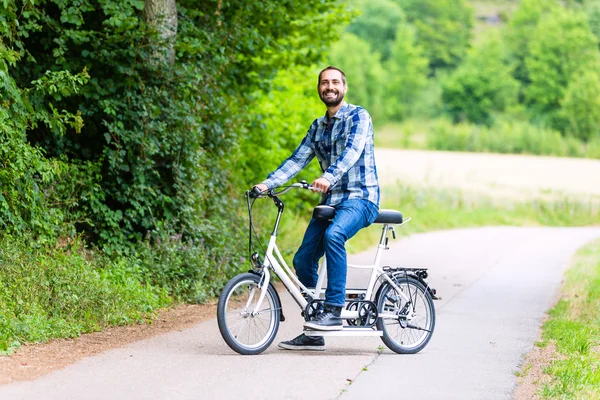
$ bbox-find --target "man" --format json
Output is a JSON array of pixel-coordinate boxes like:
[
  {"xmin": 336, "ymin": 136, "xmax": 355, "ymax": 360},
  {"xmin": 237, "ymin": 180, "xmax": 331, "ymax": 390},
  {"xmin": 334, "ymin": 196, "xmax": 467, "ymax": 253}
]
[{"xmin": 254, "ymin": 66, "xmax": 380, "ymax": 351}]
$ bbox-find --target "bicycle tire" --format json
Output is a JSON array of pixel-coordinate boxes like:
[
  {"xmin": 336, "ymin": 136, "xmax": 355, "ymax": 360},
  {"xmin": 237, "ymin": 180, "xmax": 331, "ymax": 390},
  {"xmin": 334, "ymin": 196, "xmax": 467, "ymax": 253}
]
[
  {"xmin": 376, "ymin": 276, "xmax": 435, "ymax": 354},
  {"xmin": 217, "ymin": 273, "xmax": 281, "ymax": 355}
]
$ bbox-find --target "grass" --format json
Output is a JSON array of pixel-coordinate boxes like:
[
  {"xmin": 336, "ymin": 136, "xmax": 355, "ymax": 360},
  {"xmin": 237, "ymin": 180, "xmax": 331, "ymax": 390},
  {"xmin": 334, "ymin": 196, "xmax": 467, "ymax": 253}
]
[
  {"xmin": 533, "ymin": 240, "xmax": 600, "ymax": 398},
  {"xmin": 0, "ymin": 234, "xmax": 170, "ymax": 355},
  {"xmin": 376, "ymin": 119, "xmax": 600, "ymax": 159}
]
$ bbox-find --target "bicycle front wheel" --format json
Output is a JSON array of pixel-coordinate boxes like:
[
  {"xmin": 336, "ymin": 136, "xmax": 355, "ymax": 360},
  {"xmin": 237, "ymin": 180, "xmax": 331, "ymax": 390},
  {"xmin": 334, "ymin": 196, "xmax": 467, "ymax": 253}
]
[
  {"xmin": 217, "ymin": 273, "xmax": 281, "ymax": 355},
  {"xmin": 376, "ymin": 277, "xmax": 435, "ymax": 354}
]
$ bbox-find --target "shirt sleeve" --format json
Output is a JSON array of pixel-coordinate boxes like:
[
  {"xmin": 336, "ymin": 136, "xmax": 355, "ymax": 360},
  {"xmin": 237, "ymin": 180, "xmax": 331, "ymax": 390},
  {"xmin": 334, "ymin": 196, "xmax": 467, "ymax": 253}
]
[
  {"xmin": 322, "ymin": 108, "xmax": 371, "ymax": 186},
  {"xmin": 262, "ymin": 130, "xmax": 316, "ymax": 189}
]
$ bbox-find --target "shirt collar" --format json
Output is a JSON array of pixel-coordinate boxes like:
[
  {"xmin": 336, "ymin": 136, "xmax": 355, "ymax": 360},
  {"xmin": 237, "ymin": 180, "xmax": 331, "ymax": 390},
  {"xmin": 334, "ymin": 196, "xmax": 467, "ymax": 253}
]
[{"xmin": 317, "ymin": 101, "xmax": 349, "ymax": 127}]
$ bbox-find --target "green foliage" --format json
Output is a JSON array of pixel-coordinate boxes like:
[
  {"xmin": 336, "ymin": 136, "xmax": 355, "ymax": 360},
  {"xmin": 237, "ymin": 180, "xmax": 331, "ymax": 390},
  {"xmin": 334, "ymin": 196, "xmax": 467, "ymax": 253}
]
[
  {"xmin": 376, "ymin": 118, "xmax": 600, "ymax": 159},
  {"xmin": 395, "ymin": 0, "xmax": 474, "ymax": 71},
  {"xmin": 442, "ymin": 31, "xmax": 519, "ymax": 124},
  {"xmin": 328, "ymin": 33, "xmax": 387, "ymax": 122},
  {"xmin": 346, "ymin": 0, "xmax": 405, "ymax": 61},
  {"xmin": 383, "ymin": 24, "xmax": 430, "ymax": 121},
  {"xmin": 524, "ymin": 7, "xmax": 600, "ymax": 130},
  {"xmin": 584, "ymin": 0, "xmax": 600, "ymax": 41},
  {"xmin": 505, "ymin": 0, "xmax": 559, "ymax": 84},
  {"xmin": 1, "ymin": 0, "xmax": 353, "ymax": 349},
  {"xmin": 560, "ymin": 70, "xmax": 600, "ymax": 141},
  {"xmin": 6, "ymin": 0, "xmax": 350, "ymax": 249},
  {"xmin": 0, "ymin": 40, "xmax": 87, "ymax": 238},
  {"xmin": 0, "ymin": 233, "xmax": 168, "ymax": 353},
  {"xmin": 240, "ymin": 67, "xmax": 323, "ymax": 189},
  {"xmin": 132, "ymin": 223, "xmax": 239, "ymax": 303}
]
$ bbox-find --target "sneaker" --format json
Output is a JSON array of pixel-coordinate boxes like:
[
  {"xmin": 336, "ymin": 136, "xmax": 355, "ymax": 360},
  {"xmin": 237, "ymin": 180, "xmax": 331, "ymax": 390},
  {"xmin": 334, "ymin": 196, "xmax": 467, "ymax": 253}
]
[
  {"xmin": 303, "ymin": 306, "xmax": 343, "ymax": 331},
  {"xmin": 278, "ymin": 334, "xmax": 326, "ymax": 351}
]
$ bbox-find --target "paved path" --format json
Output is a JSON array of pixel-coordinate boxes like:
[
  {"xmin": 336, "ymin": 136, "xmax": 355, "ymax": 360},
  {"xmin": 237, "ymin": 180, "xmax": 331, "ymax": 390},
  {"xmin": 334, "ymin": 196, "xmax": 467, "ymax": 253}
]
[
  {"xmin": 3, "ymin": 150, "xmax": 600, "ymax": 399},
  {"xmin": 1, "ymin": 226, "xmax": 599, "ymax": 400}
]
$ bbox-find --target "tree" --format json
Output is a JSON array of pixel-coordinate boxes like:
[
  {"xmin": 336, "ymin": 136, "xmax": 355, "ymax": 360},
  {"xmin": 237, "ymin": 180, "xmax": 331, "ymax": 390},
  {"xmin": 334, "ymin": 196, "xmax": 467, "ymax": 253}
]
[
  {"xmin": 144, "ymin": 0, "xmax": 178, "ymax": 64},
  {"xmin": 442, "ymin": 31, "xmax": 519, "ymax": 125},
  {"xmin": 504, "ymin": 0, "xmax": 560, "ymax": 85},
  {"xmin": 395, "ymin": 0, "xmax": 474, "ymax": 72},
  {"xmin": 584, "ymin": 0, "xmax": 600, "ymax": 42},
  {"xmin": 383, "ymin": 25, "xmax": 429, "ymax": 121},
  {"xmin": 524, "ymin": 7, "xmax": 600, "ymax": 130},
  {"xmin": 345, "ymin": 0, "xmax": 405, "ymax": 61},
  {"xmin": 328, "ymin": 33, "xmax": 387, "ymax": 122},
  {"xmin": 3, "ymin": 0, "xmax": 351, "ymax": 298},
  {"xmin": 561, "ymin": 70, "xmax": 600, "ymax": 141}
]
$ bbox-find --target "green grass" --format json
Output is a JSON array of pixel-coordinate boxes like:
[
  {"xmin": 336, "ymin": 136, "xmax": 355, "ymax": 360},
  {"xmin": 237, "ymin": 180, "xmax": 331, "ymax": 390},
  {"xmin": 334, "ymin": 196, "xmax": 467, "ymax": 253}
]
[
  {"xmin": 0, "ymin": 234, "xmax": 170, "ymax": 355},
  {"xmin": 376, "ymin": 119, "xmax": 600, "ymax": 159},
  {"xmin": 535, "ymin": 240, "xmax": 600, "ymax": 398}
]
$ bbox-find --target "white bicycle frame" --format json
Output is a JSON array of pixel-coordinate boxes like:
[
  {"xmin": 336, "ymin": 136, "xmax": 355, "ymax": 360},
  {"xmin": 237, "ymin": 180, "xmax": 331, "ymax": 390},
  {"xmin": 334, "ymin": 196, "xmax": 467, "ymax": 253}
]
[{"xmin": 249, "ymin": 184, "xmax": 413, "ymax": 337}]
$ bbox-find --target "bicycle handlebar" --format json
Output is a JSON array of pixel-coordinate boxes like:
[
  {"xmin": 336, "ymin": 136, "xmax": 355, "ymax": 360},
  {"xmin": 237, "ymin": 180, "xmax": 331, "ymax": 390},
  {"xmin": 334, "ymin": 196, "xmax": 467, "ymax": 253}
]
[{"xmin": 247, "ymin": 180, "xmax": 322, "ymax": 199}]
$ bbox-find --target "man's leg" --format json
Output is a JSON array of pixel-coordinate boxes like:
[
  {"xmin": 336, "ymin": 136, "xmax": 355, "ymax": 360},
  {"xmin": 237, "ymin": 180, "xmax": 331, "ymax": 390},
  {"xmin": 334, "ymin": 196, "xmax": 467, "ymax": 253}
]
[
  {"xmin": 280, "ymin": 218, "xmax": 328, "ymax": 351},
  {"xmin": 292, "ymin": 217, "xmax": 328, "ymax": 290},
  {"xmin": 304, "ymin": 199, "xmax": 378, "ymax": 331}
]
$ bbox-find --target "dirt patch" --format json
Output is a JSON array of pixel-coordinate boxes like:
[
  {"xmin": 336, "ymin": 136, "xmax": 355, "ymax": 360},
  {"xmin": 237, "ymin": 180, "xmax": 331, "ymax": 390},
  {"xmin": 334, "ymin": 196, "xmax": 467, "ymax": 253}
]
[
  {"xmin": 0, "ymin": 302, "xmax": 216, "ymax": 385},
  {"xmin": 513, "ymin": 338, "xmax": 559, "ymax": 399}
]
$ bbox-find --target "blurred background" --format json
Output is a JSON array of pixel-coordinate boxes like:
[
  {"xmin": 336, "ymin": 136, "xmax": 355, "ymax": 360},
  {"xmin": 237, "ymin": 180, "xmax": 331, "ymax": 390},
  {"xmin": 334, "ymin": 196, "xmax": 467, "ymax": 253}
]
[{"xmin": 2, "ymin": 0, "xmax": 599, "ymax": 356}]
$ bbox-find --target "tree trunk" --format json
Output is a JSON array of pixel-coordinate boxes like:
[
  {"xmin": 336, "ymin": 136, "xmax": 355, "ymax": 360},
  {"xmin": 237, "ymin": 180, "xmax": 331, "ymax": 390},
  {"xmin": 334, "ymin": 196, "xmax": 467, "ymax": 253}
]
[{"xmin": 144, "ymin": 0, "xmax": 178, "ymax": 65}]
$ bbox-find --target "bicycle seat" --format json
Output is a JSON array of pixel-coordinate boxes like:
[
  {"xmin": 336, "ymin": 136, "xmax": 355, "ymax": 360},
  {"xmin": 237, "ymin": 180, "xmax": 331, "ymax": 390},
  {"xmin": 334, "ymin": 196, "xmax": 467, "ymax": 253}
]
[
  {"xmin": 313, "ymin": 205, "xmax": 335, "ymax": 221},
  {"xmin": 312, "ymin": 205, "xmax": 403, "ymax": 224},
  {"xmin": 374, "ymin": 209, "xmax": 403, "ymax": 224}
]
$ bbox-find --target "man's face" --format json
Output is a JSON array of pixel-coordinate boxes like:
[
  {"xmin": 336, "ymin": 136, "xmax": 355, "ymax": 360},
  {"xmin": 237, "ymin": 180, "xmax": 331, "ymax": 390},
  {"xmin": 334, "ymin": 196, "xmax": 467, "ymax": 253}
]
[{"xmin": 318, "ymin": 69, "xmax": 347, "ymax": 107}]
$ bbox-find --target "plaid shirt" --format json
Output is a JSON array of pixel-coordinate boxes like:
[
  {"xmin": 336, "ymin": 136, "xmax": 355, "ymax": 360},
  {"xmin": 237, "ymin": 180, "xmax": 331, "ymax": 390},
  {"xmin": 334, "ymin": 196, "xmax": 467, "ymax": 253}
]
[{"xmin": 262, "ymin": 102, "xmax": 380, "ymax": 207}]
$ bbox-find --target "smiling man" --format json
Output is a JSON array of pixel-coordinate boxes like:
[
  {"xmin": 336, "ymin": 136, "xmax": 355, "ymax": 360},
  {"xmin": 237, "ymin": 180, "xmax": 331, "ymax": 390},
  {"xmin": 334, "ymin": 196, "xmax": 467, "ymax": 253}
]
[{"xmin": 253, "ymin": 66, "xmax": 380, "ymax": 351}]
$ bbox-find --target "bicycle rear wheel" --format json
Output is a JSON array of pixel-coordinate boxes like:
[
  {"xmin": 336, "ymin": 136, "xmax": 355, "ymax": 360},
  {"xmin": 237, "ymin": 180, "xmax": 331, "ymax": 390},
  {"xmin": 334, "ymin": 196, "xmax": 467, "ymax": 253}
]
[
  {"xmin": 376, "ymin": 276, "xmax": 435, "ymax": 354},
  {"xmin": 217, "ymin": 273, "xmax": 280, "ymax": 355}
]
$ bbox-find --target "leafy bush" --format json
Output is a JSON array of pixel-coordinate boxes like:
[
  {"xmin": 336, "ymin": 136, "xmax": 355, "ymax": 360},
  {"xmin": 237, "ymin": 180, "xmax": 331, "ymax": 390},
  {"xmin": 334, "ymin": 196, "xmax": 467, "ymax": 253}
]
[
  {"xmin": 385, "ymin": 117, "xmax": 599, "ymax": 159},
  {"xmin": 397, "ymin": 0, "xmax": 474, "ymax": 71},
  {"xmin": 561, "ymin": 70, "xmax": 600, "ymax": 141},
  {"xmin": 442, "ymin": 31, "xmax": 519, "ymax": 125},
  {"xmin": 132, "ymin": 221, "xmax": 245, "ymax": 303},
  {"xmin": 524, "ymin": 7, "xmax": 600, "ymax": 131},
  {"xmin": 328, "ymin": 33, "xmax": 388, "ymax": 122},
  {"xmin": 0, "ymin": 234, "xmax": 168, "ymax": 354}
]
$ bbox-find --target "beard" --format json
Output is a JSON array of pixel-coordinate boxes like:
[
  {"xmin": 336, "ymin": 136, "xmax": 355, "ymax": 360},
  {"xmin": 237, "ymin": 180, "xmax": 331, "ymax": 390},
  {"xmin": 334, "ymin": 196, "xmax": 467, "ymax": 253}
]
[{"xmin": 319, "ymin": 89, "xmax": 345, "ymax": 107}]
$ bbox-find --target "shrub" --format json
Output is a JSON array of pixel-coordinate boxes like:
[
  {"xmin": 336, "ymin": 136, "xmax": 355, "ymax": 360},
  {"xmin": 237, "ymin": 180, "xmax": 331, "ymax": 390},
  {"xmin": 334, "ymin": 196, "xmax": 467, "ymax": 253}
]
[{"xmin": 0, "ymin": 234, "xmax": 168, "ymax": 354}]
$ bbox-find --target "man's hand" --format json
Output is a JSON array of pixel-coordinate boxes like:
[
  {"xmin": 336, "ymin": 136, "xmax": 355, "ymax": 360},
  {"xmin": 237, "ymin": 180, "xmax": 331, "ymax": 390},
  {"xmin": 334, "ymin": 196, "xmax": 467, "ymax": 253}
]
[
  {"xmin": 311, "ymin": 177, "xmax": 331, "ymax": 193},
  {"xmin": 253, "ymin": 183, "xmax": 268, "ymax": 193}
]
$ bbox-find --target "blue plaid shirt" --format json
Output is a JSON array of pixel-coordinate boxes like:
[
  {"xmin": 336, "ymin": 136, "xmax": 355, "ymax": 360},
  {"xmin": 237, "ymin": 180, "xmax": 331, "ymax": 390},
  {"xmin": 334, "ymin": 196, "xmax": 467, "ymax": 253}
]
[{"xmin": 262, "ymin": 102, "xmax": 380, "ymax": 207}]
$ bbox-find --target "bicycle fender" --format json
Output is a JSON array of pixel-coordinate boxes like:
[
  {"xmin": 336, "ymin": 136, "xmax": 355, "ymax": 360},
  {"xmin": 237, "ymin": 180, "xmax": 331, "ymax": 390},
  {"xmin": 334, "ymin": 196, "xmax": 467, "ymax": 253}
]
[
  {"xmin": 378, "ymin": 273, "xmax": 440, "ymax": 302},
  {"xmin": 248, "ymin": 270, "xmax": 286, "ymax": 322}
]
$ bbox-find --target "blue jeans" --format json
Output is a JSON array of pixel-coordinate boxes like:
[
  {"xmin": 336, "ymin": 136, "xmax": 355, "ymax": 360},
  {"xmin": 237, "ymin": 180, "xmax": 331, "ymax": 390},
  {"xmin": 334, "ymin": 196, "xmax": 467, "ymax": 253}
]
[{"xmin": 293, "ymin": 199, "xmax": 379, "ymax": 307}]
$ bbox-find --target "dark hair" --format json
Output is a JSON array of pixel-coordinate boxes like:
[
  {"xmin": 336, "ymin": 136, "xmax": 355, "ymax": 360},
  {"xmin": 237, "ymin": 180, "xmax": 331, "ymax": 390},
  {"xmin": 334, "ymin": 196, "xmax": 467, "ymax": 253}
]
[{"xmin": 318, "ymin": 66, "xmax": 346, "ymax": 85}]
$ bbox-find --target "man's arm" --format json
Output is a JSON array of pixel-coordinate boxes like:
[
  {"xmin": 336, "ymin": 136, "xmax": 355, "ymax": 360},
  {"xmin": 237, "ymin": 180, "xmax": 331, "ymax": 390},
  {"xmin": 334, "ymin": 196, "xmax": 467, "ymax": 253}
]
[
  {"xmin": 321, "ymin": 108, "xmax": 371, "ymax": 187},
  {"xmin": 261, "ymin": 133, "xmax": 316, "ymax": 190}
]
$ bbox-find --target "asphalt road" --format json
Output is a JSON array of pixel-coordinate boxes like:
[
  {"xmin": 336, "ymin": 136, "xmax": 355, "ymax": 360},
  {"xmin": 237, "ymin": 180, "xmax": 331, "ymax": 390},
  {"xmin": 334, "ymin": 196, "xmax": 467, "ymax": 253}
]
[
  {"xmin": 2, "ymin": 150, "xmax": 600, "ymax": 399},
  {"xmin": 1, "ymin": 226, "xmax": 600, "ymax": 400}
]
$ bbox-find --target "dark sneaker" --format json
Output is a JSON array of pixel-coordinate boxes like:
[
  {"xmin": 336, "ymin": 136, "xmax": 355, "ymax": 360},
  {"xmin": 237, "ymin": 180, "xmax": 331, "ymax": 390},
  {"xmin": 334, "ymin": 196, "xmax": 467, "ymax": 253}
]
[
  {"xmin": 278, "ymin": 334, "xmax": 325, "ymax": 351},
  {"xmin": 303, "ymin": 306, "xmax": 343, "ymax": 331}
]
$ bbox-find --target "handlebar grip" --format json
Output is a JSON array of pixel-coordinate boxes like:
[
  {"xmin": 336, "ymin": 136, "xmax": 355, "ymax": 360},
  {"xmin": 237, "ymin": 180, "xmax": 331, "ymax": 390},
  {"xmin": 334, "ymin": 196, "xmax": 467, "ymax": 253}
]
[{"xmin": 249, "ymin": 186, "xmax": 264, "ymax": 199}]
